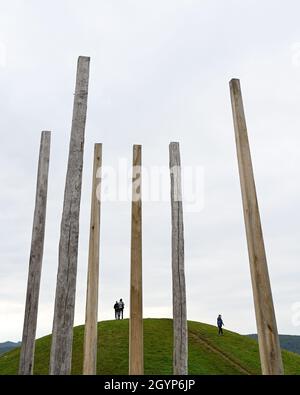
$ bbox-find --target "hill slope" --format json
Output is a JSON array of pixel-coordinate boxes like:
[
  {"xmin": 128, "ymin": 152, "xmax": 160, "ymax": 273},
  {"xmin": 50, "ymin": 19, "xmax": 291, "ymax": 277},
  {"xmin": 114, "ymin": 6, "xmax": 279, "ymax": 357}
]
[
  {"xmin": 0, "ymin": 319, "xmax": 299, "ymax": 375},
  {"xmin": 248, "ymin": 334, "xmax": 300, "ymax": 355},
  {"xmin": 0, "ymin": 342, "xmax": 21, "ymax": 356}
]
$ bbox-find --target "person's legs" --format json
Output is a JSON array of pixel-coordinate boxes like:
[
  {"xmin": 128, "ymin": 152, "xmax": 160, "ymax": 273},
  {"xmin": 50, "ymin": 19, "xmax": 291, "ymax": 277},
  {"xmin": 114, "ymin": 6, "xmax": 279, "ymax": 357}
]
[
  {"xmin": 218, "ymin": 326, "xmax": 222, "ymax": 335},
  {"xmin": 120, "ymin": 309, "xmax": 123, "ymax": 319}
]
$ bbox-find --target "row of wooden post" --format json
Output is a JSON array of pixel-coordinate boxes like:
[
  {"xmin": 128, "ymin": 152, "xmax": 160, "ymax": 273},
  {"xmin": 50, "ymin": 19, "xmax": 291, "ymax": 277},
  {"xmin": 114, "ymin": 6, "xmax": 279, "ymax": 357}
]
[{"xmin": 18, "ymin": 56, "xmax": 283, "ymax": 375}]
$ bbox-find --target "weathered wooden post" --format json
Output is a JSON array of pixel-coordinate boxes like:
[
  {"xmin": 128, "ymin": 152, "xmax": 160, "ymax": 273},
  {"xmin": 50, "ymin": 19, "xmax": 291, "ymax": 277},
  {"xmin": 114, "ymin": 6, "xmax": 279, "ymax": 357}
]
[
  {"xmin": 169, "ymin": 142, "xmax": 188, "ymax": 375},
  {"xmin": 50, "ymin": 56, "xmax": 90, "ymax": 375},
  {"xmin": 19, "ymin": 131, "xmax": 51, "ymax": 375},
  {"xmin": 129, "ymin": 145, "xmax": 143, "ymax": 375},
  {"xmin": 229, "ymin": 79, "xmax": 284, "ymax": 375},
  {"xmin": 83, "ymin": 144, "xmax": 102, "ymax": 375}
]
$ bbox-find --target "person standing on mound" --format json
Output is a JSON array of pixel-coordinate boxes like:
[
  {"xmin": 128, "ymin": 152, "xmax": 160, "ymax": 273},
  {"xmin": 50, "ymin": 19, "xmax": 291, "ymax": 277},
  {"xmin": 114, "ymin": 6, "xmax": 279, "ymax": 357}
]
[
  {"xmin": 217, "ymin": 314, "xmax": 224, "ymax": 335},
  {"xmin": 114, "ymin": 301, "xmax": 120, "ymax": 320},
  {"xmin": 119, "ymin": 299, "xmax": 125, "ymax": 319}
]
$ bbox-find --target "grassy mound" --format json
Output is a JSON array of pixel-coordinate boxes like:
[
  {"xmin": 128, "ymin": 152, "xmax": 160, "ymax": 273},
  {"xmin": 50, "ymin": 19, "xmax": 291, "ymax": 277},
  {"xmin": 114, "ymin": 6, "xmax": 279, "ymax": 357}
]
[{"xmin": 0, "ymin": 319, "xmax": 299, "ymax": 375}]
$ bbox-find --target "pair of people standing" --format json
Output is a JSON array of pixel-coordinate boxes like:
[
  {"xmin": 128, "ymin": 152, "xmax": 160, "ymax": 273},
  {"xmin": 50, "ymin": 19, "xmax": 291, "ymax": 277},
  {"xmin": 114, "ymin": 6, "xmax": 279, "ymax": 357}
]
[{"xmin": 114, "ymin": 299, "xmax": 125, "ymax": 320}]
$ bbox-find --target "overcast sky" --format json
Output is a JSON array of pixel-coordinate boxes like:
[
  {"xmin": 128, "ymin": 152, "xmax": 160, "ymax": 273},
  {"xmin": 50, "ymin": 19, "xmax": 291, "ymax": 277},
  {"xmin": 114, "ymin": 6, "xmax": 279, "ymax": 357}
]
[{"xmin": 1, "ymin": 0, "xmax": 300, "ymax": 342}]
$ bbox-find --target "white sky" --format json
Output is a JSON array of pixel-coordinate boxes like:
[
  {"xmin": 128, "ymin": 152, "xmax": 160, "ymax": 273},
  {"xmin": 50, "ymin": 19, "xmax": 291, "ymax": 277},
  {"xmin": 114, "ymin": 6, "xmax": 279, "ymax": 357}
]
[{"xmin": 0, "ymin": 0, "xmax": 300, "ymax": 342}]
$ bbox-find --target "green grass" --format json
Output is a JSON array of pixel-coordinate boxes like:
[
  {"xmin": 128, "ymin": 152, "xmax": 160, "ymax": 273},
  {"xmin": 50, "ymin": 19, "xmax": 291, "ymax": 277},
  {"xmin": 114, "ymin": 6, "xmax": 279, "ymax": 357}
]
[{"xmin": 0, "ymin": 319, "xmax": 299, "ymax": 375}]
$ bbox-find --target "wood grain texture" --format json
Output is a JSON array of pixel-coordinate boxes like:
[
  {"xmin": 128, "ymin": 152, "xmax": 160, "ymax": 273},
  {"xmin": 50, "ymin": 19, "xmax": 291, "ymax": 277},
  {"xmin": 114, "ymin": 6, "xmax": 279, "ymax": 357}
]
[
  {"xmin": 169, "ymin": 142, "xmax": 188, "ymax": 375},
  {"xmin": 230, "ymin": 79, "xmax": 284, "ymax": 375},
  {"xmin": 19, "ymin": 131, "xmax": 51, "ymax": 375},
  {"xmin": 83, "ymin": 144, "xmax": 102, "ymax": 375},
  {"xmin": 129, "ymin": 145, "xmax": 144, "ymax": 375},
  {"xmin": 50, "ymin": 56, "xmax": 90, "ymax": 375}
]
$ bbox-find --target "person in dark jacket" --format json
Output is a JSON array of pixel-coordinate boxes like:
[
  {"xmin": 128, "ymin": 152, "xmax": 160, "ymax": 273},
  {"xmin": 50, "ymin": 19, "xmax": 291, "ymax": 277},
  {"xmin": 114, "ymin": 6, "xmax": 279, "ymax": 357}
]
[
  {"xmin": 217, "ymin": 314, "xmax": 224, "ymax": 335},
  {"xmin": 119, "ymin": 299, "xmax": 125, "ymax": 320},
  {"xmin": 114, "ymin": 301, "xmax": 120, "ymax": 320}
]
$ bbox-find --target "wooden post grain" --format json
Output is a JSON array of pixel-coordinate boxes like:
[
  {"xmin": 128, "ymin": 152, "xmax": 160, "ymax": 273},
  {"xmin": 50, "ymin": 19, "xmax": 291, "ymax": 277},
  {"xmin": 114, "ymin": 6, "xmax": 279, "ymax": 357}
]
[
  {"xmin": 169, "ymin": 142, "xmax": 188, "ymax": 375},
  {"xmin": 19, "ymin": 131, "xmax": 51, "ymax": 375},
  {"xmin": 50, "ymin": 56, "xmax": 90, "ymax": 375},
  {"xmin": 230, "ymin": 79, "xmax": 284, "ymax": 375},
  {"xmin": 83, "ymin": 144, "xmax": 102, "ymax": 375},
  {"xmin": 129, "ymin": 145, "xmax": 143, "ymax": 375}
]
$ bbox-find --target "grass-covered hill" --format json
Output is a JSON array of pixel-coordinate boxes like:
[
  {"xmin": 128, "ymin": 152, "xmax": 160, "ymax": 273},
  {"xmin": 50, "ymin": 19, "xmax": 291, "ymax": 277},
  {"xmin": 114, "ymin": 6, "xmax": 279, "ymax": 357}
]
[
  {"xmin": 0, "ymin": 319, "xmax": 299, "ymax": 375},
  {"xmin": 0, "ymin": 342, "xmax": 21, "ymax": 356},
  {"xmin": 248, "ymin": 334, "xmax": 300, "ymax": 355}
]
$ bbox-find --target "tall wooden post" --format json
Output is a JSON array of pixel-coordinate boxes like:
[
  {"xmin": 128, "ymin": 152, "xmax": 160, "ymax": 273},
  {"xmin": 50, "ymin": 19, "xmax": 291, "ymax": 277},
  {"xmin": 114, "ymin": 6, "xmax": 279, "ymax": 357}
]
[
  {"xmin": 169, "ymin": 142, "xmax": 188, "ymax": 375},
  {"xmin": 19, "ymin": 131, "xmax": 51, "ymax": 375},
  {"xmin": 129, "ymin": 145, "xmax": 143, "ymax": 375},
  {"xmin": 50, "ymin": 56, "xmax": 90, "ymax": 375},
  {"xmin": 83, "ymin": 144, "xmax": 102, "ymax": 375},
  {"xmin": 230, "ymin": 79, "xmax": 284, "ymax": 375}
]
